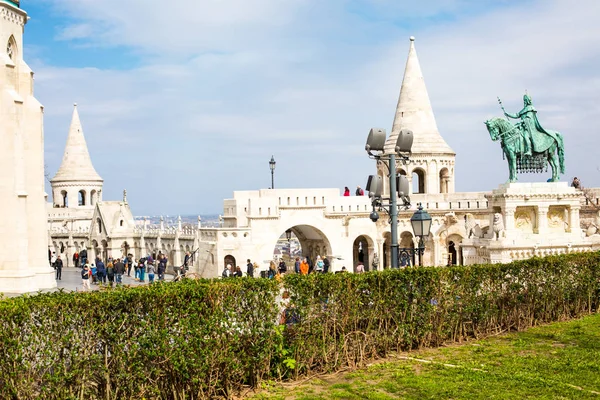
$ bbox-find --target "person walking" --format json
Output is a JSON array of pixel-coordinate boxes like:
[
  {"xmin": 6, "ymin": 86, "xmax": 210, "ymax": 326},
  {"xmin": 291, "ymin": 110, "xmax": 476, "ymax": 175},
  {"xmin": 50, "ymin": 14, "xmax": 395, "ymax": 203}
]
[
  {"xmin": 323, "ymin": 256, "xmax": 330, "ymax": 273},
  {"xmin": 158, "ymin": 256, "xmax": 167, "ymax": 281},
  {"xmin": 106, "ymin": 259, "xmax": 115, "ymax": 287},
  {"xmin": 343, "ymin": 187, "xmax": 350, "ymax": 196},
  {"xmin": 294, "ymin": 257, "xmax": 300, "ymax": 274},
  {"xmin": 96, "ymin": 258, "xmax": 106, "ymax": 285},
  {"xmin": 139, "ymin": 257, "xmax": 147, "ymax": 282},
  {"xmin": 278, "ymin": 259, "xmax": 287, "ymax": 275},
  {"xmin": 147, "ymin": 261, "xmax": 156, "ymax": 283},
  {"xmin": 73, "ymin": 251, "xmax": 79, "ymax": 268},
  {"xmin": 114, "ymin": 258, "xmax": 125, "ymax": 284},
  {"xmin": 246, "ymin": 259, "xmax": 254, "ymax": 277},
  {"xmin": 81, "ymin": 264, "xmax": 91, "ymax": 291},
  {"xmin": 300, "ymin": 258, "xmax": 309, "ymax": 275},
  {"xmin": 355, "ymin": 186, "xmax": 364, "ymax": 196},
  {"xmin": 54, "ymin": 255, "xmax": 63, "ymax": 280},
  {"xmin": 315, "ymin": 255, "xmax": 324, "ymax": 273}
]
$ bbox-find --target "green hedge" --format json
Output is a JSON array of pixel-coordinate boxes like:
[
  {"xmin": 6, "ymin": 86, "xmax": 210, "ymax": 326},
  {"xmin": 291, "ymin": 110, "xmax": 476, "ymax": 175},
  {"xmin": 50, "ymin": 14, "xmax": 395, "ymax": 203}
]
[{"xmin": 1, "ymin": 252, "xmax": 599, "ymax": 398}]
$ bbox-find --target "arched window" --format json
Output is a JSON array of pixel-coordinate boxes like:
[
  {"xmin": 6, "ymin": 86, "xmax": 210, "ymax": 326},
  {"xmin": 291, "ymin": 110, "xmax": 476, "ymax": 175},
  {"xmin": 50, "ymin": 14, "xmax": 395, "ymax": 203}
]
[
  {"xmin": 90, "ymin": 190, "xmax": 97, "ymax": 206},
  {"xmin": 412, "ymin": 168, "xmax": 426, "ymax": 194},
  {"xmin": 120, "ymin": 220, "xmax": 124, "ymax": 227},
  {"xmin": 6, "ymin": 36, "xmax": 16, "ymax": 61},
  {"xmin": 97, "ymin": 218, "xmax": 102, "ymax": 234},
  {"xmin": 78, "ymin": 190, "xmax": 86, "ymax": 206},
  {"xmin": 439, "ymin": 168, "xmax": 450, "ymax": 194},
  {"xmin": 61, "ymin": 190, "xmax": 68, "ymax": 207}
]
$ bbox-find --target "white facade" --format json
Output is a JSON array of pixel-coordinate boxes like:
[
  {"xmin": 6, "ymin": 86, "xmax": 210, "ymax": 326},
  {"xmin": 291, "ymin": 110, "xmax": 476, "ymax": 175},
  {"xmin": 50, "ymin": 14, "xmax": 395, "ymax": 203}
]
[
  {"xmin": 44, "ymin": 36, "xmax": 600, "ymax": 282},
  {"xmin": 0, "ymin": 1, "xmax": 56, "ymax": 293}
]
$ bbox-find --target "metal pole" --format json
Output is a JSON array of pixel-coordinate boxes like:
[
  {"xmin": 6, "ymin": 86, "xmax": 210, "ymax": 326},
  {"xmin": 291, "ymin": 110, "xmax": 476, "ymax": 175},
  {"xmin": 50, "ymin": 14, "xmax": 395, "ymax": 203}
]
[
  {"xmin": 271, "ymin": 170, "xmax": 274, "ymax": 189},
  {"xmin": 389, "ymin": 154, "xmax": 399, "ymax": 269}
]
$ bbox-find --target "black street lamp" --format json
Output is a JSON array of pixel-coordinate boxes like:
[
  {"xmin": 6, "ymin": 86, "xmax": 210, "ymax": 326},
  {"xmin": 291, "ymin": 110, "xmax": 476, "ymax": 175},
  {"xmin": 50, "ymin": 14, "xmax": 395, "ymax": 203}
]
[
  {"xmin": 364, "ymin": 128, "xmax": 414, "ymax": 269},
  {"xmin": 269, "ymin": 155, "xmax": 276, "ymax": 189},
  {"xmin": 399, "ymin": 203, "xmax": 432, "ymax": 266}
]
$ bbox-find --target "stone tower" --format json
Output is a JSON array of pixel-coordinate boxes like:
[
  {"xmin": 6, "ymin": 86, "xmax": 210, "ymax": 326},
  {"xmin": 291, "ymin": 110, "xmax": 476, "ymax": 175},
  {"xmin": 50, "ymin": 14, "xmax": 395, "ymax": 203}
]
[
  {"xmin": 50, "ymin": 104, "xmax": 104, "ymax": 208},
  {"xmin": 0, "ymin": 0, "xmax": 56, "ymax": 292},
  {"xmin": 382, "ymin": 37, "xmax": 456, "ymax": 195}
]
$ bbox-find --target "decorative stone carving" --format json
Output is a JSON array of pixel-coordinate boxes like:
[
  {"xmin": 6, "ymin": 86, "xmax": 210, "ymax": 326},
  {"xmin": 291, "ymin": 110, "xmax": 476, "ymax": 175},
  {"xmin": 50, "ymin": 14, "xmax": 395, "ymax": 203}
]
[
  {"xmin": 444, "ymin": 212, "xmax": 458, "ymax": 226},
  {"xmin": 547, "ymin": 207, "xmax": 566, "ymax": 230},
  {"xmin": 514, "ymin": 208, "xmax": 534, "ymax": 233},
  {"xmin": 464, "ymin": 213, "xmax": 483, "ymax": 238},
  {"xmin": 492, "ymin": 213, "xmax": 505, "ymax": 240}
]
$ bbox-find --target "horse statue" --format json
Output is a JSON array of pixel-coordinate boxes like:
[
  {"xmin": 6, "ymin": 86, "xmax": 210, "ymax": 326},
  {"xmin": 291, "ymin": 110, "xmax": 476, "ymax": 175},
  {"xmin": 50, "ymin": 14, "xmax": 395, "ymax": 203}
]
[{"xmin": 485, "ymin": 94, "xmax": 565, "ymax": 183}]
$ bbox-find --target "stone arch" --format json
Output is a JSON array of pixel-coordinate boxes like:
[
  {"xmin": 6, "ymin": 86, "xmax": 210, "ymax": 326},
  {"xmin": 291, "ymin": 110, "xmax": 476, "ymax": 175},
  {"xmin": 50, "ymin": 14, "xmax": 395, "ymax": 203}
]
[
  {"xmin": 91, "ymin": 239, "xmax": 99, "ymax": 262},
  {"xmin": 61, "ymin": 190, "xmax": 68, "ymax": 207},
  {"xmin": 382, "ymin": 232, "xmax": 391, "ymax": 269},
  {"xmin": 439, "ymin": 168, "xmax": 450, "ymax": 194},
  {"xmin": 447, "ymin": 234, "xmax": 463, "ymax": 266},
  {"xmin": 399, "ymin": 231, "xmax": 415, "ymax": 266},
  {"xmin": 78, "ymin": 190, "xmax": 86, "ymax": 206},
  {"xmin": 412, "ymin": 167, "xmax": 426, "ymax": 194},
  {"xmin": 100, "ymin": 240, "xmax": 108, "ymax": 262},
  {"xmin": 353, "ymin": 234, "xmax": 375, "ymax": 272},
  {"xmin": 275, "ymin": 225, "xmax": 332, "ymax": 271},
  {"xmin": 121, "ymin": 241, "xmax": 130, "ymax": 258},
  {"xmin": 224, "ymin": 255, "xmax": 236, "ymax": 269},
  {"xmin": 91, "ymin": 190, "xmax": 97, "ymax": 206}
]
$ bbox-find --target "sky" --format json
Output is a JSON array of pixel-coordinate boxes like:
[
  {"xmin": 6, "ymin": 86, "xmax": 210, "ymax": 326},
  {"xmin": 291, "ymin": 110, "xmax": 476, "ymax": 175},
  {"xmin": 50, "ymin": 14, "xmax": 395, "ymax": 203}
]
[{"xmin": 21, "ymin": 0, "xmax": 600, "ymax": 215}]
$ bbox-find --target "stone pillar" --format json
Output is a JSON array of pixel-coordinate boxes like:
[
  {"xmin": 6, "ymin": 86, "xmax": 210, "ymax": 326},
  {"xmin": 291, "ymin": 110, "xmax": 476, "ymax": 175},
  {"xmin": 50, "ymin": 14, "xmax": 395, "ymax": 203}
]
[
  {"xmin": 569, "ymin": 205, "xmax": 581, "ymax": 235},
  {"xmin": 504, "ymin": 207, "xmax": 516, "ymax": 233},
  {"xmin": 536, "ymin": 205, "xmax": 549, "ymax": 235}
]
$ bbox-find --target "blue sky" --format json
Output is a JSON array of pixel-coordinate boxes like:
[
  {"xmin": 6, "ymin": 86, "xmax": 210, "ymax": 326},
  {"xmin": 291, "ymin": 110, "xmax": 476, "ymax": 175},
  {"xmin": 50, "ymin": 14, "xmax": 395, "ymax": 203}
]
[{"xmin": 22, "ymin": 0, "xmax": 600, "ymax": 215}]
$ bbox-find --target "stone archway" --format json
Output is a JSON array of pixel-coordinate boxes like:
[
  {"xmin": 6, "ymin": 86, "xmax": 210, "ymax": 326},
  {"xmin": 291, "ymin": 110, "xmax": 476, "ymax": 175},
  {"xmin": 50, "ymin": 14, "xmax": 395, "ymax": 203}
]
[
  {"xmin": 353, "ymin": 235, "xmax": 375, "ymax": 272},
  {"xmin": 399, "ymin": 231, "xmax": 415, "ymax": 267},
  {"xmin": 447, "ymin": 234, "xmax": 463, "ymax": 266},
  {"xmin": 382, "ymin": 232, "xmax": 391, "ymax": 269},
  {"xmin": 224, "ymin": 255, "xmax": 236, "ymax": 269},
  {"xmin": 274, "ymin": 225, "xmax": 332, "ymax": 272}
]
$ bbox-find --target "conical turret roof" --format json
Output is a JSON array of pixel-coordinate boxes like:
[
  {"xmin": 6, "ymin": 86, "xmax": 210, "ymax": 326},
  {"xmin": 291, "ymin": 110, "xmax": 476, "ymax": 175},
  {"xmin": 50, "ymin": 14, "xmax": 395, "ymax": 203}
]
[
  {"xmin": 384, "ymin": 37, "xmax": 454, "ymax": 155},
  {"xmin": 51, "ymin": 104, "xmax": 103, "ymax": 183}
]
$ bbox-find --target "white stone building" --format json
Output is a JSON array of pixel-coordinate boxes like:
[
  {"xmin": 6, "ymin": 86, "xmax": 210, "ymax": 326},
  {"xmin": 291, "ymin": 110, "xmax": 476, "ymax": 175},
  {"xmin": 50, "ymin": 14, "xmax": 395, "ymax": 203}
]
[
  {"xmin": 46, "ymin": 36, "xmax": 600, "ymax": 280},
  {"xmin": 0, "ymin": 0, "xmax": 56, "ymax": 293}
]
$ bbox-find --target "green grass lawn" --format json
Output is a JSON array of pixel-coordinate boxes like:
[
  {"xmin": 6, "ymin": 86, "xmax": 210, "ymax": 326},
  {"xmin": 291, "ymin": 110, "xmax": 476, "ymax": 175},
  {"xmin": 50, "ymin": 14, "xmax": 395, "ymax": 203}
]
[{"xmin": 250, "ymin": 313, "xmax": 600, "ymax": 399}]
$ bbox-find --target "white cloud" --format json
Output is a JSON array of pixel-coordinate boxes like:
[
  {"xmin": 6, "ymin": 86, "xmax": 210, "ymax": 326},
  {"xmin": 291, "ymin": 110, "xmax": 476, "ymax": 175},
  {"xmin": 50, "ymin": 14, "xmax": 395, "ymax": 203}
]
[{"xmin": 34, "ymin": 0, "xmax": 600, "ymax": 214}]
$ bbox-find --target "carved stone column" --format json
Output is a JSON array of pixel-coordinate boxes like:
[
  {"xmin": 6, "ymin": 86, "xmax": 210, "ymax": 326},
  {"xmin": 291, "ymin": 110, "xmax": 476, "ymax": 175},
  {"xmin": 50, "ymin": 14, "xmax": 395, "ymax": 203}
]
[
  {"xmin": 569, "ymin": 205, "xmax": 581, "ymax": 235},
  {"xmin": 536, "ymin": 205, "xmax": 549, "ymax": 235},
  {"xmin": 504, "ymin": 207, "xmax": 516, "ymax": 232}
]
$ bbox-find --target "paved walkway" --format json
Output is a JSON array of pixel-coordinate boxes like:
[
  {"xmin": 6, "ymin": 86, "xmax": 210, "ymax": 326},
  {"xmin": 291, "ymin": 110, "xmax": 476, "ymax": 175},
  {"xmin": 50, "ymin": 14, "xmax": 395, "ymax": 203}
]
[{"xmin": 4, "ymin": 268, "xmax": 176, "ymax": 298}]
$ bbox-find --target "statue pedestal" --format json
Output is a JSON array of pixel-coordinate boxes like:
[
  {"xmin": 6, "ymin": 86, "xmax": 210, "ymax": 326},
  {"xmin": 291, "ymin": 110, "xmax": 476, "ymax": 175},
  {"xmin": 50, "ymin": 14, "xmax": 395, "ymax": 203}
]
[{"xmin": 462, "ymin": 182, "xmax": 588, "ymax": 265}]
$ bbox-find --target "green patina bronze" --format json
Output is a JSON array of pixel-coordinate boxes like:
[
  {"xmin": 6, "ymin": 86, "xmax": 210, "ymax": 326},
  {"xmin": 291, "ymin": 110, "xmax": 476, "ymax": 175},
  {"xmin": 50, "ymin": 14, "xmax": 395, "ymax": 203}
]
[
  {"xmin": 2, "ymin": 0, "xmax": 20, "ymax": 8},
  {"xmin": 485, "ymin": 93, "xmax": 565, "ymax": 183}
]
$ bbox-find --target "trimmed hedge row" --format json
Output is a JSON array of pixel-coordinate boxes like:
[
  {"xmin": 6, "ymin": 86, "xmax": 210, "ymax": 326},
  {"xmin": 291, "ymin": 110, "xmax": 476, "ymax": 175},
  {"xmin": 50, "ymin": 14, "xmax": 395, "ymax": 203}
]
[{"xmin": 1, "ymin": 252, "xmax": 599, "ymax": 399}]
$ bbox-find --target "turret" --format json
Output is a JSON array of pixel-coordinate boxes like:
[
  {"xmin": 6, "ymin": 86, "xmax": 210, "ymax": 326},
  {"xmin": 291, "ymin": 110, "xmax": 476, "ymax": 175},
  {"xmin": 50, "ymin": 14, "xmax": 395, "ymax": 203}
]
[
  {"xmin": 381, "ymin": 37, "xmax": 456, "ymax": 195},
  {"xmin": 50, "ymin": 104, "xmax": 103, "ymax": 207}
]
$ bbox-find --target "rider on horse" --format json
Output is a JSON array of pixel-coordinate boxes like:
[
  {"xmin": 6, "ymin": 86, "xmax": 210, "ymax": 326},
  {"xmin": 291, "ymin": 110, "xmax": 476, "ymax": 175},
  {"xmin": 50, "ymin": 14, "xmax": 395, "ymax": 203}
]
[{"xmin": 502, "ymin": 93, "xmax": 559, "ymax": 157}]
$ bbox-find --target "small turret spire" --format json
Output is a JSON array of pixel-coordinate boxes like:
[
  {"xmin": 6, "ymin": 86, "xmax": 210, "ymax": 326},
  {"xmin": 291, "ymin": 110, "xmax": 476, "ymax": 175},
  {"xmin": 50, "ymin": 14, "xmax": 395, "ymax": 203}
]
[
  {"xmin": 51, "ymin": 104, "xmax": 103, "ymax": 183},
  {"xmin": 385, "ymin": 37, "xmax": 454, "ymax": 155}
]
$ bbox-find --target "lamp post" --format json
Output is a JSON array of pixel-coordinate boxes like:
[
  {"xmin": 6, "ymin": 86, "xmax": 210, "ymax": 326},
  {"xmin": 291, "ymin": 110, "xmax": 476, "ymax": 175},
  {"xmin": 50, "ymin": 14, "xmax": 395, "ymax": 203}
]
[
  {"xmin": 399, "ymin": 203, "xmax": 433, "ymax": 266},
  {"xmin": 364, "ymin": 128, "xmax": 414, "ymax": 269},
  {"xmin": 269, "ymin": 155, "xmax": 276, "ymax": 189}
]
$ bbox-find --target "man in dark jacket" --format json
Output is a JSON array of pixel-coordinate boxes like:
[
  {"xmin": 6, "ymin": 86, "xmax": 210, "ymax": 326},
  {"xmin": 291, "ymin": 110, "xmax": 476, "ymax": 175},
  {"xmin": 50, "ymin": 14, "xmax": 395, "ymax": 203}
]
[
  {"xmin": 54, "ymin": 255, "xmax": 63, "ymax": 280},
  {"xmin": 114, "ymin": 258, "xmax": 125, "ymax": 284},
  {"xmin": 323, "ymin": 257, "xmax": 330, "ymax": 273},
  {"xmin": 278, "ymin": 259, "xmax": 287, "ymax": 275},
  {"xmin": 246, "ymin": 259, "xmax": 254, "ymax": 277},
  {"xmin": 158, "ymin": 256, "xmax": 167, "ymax": 281},
  {"xmin": 96, "ymin": 258, "xmax": 106, "ymax": 284}
]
